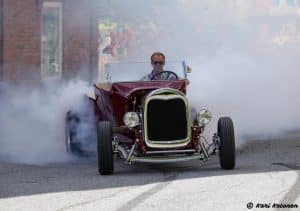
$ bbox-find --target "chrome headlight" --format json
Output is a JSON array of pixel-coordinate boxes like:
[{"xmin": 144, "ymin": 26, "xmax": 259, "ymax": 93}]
[
  {"xmin": 197, "ymin": 109, "xmax": 212, "ymax": 126},
  {"xmin": 123, "ymin": 112, "xmax": 139, "ymax": 128}
]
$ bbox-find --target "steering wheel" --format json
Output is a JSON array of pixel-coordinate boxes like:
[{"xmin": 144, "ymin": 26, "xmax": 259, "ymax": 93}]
[{"xmin": 150, "ymin": 71, "xmax": 179, "ymax": 80}]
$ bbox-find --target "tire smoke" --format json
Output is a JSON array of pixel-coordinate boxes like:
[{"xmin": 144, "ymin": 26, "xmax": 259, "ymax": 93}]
[
  {"xmin": 188, "ymin": 49, "xmax": 300, "ymax": 147},
  {"xmin": 0, "ymin": 81, "xmax": 91, "ymax": 164}
]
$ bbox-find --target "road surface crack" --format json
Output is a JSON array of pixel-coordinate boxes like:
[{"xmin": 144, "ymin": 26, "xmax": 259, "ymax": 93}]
[
  {"xmin": 56, "ymin": 189, "xmax": 129, "ymax": 211},
  {"xmin": 116, "ymin": 171, "xmax": 178, "ymax": 211}
]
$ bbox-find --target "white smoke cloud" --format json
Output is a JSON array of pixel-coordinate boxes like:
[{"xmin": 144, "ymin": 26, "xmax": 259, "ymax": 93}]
[
  {"xmin": 0, "ymin": 80, "xmax": 91, "ymax": 164},
  {"xmin": 188, "ymin": 48, "xmax": 300, "ymax": 147}
]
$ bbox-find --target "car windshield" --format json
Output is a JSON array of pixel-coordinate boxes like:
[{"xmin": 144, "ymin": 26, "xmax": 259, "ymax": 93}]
[{"xmin": 104, "ymin": 61, "xmax": 188, "ymax": 83}]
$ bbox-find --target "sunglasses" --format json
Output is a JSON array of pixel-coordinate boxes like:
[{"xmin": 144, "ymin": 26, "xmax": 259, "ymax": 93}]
[{"xmin": 152, "ymin": 61, "xmax": 165, "ymax": 65}]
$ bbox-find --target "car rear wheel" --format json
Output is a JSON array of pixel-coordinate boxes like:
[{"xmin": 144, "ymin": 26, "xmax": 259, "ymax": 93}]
[
  {"xmin": 218, "ymin": 117, "xmax": 236, "ymax": 170},
  {"xmin": 97, "ymin": 121, "xmax": 114, "ymax": 175},
  {"xmin": 65, "ymin": 111, "xmax": 83, "ymax": 155}
]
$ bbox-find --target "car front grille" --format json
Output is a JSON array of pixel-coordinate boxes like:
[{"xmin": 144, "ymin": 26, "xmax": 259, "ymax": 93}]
[{"xmin": 145, "ymin": 98, "xmax": 188, "ymax": 142}]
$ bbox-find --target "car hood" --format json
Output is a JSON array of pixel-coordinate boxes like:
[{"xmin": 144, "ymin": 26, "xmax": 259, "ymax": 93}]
[{"xmin": 111, "ymin": 80, "xmax": 186, "ymax": 99}]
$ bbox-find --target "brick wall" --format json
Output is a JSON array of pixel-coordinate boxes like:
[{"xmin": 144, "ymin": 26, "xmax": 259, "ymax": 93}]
[
  {"xmin": 3, "ymin": 0, "xmax": 41, "ymax": 84},
  {"xmin": 2, "ymin": 0, "xmax": 99, "ymax": 84}
]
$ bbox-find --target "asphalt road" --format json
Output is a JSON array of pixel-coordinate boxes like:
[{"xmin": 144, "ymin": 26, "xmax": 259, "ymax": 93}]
[{"xmin": 0, "ymin": 137, "xmax": 299, "ymax": 211}]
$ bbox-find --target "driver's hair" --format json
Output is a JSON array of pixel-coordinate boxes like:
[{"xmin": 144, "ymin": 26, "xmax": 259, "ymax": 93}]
[{"xmin": 150, "ymin": 52, "xmax": 165, "ymax": 62}]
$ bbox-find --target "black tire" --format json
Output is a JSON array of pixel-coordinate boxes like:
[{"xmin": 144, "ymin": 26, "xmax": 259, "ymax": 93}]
[
  {"xmin": 65, "ymin": 112, "xmax": 83, "ymax": 156},
  {"xmin": 218, "ymin": 117, "xmax": 236, "ymax": 170},
  {"xmin": 97, "ymin": 121, "xmax": 114, "ymax": 175}
]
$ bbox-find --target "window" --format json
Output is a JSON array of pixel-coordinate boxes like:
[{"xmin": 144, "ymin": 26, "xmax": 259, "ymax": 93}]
[{"xmin": 41, "ymin": 2, "xmax": 62, "ymax": 80}]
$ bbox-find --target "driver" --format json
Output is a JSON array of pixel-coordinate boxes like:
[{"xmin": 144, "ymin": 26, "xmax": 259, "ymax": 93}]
[
  {"xmin": 141, "ymin": 52, "xmax": 189, "ymax": 84},
  {"xmin": 141, "ymin": 52, "xmax": 166, "ymax": 80}
]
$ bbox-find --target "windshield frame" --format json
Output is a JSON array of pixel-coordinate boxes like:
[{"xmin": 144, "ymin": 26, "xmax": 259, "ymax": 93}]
[{"xmin": 104, "ymin": 60, "xmax": 189, "ymax": 83}]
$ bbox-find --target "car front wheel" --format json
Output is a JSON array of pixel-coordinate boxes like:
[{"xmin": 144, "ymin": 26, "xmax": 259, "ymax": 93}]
[
  {"xmin": 218, "ymin": 117, "xmax": 236, "ymax": 170},
  {"xmin": 97, "ymin": 121, "xmax": 114, "ymax": 175}
]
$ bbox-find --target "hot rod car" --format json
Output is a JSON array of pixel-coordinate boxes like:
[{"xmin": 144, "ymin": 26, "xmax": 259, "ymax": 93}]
[{"xmin": 65, "ymin": 61, "xmax": 236, "ymax": 175}]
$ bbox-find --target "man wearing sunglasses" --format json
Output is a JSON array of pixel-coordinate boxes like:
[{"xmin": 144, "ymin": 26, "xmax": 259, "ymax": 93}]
[{"xmin": 141, "ymin": 52, "xmax": 168, "ymax": 81}]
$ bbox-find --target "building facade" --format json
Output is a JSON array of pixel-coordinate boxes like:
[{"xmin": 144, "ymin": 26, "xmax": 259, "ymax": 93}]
[{"xmin": 0, "ymin": 0, "xmax": 99, "ymax": 84}]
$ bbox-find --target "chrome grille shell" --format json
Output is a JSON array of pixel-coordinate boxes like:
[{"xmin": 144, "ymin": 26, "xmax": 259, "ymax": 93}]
[{"xmin": 143, "ymin": 88, "xmax": 191, "ymax": 148}]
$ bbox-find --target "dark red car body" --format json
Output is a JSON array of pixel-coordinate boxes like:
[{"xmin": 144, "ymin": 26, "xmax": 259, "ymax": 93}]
[
  {"xmin": 90, "ymin": 79, "xmax": 201, "ymax": 154},
  {"xmin": 94, "ymin": 80, "xmax": 186, "ymax": 125},
  {"xmin": 66, "ymin": 63, "xmax": 236, "ymax": 175}
]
